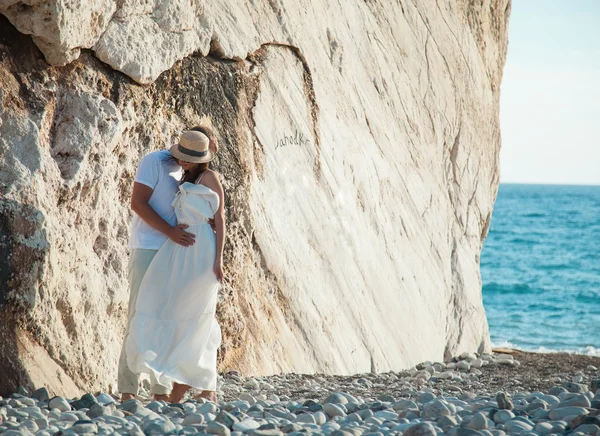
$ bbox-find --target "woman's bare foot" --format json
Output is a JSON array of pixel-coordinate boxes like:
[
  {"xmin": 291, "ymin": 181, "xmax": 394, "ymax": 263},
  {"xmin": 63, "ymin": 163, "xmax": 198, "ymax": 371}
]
[
  {"xmin": 193, "ymin": 390, "xmax": 217, "ymax": 403},
  {"xmin": 153, "ymin": 394, "xmax": 170, "ymax": 402},
  {"xmin": 120, "ymin": 393, "xmax": 135, "ymax": 402},
  {"xmin": 170, "ymin": 382, "xmax": 191, "ymax": 403}
]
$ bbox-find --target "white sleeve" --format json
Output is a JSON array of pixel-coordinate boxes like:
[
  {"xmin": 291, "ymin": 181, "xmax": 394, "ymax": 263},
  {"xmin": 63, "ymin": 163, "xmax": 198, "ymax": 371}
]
[{"xmin": 134, "ymin": 154, "xmax": 160, "ymax": 189}]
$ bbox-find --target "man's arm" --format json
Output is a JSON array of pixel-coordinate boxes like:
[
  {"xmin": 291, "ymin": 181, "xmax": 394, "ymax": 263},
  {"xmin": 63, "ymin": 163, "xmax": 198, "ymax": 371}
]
[{"xmin": 131, "ymin": 182, "xmax": 195, "ymax": 247}]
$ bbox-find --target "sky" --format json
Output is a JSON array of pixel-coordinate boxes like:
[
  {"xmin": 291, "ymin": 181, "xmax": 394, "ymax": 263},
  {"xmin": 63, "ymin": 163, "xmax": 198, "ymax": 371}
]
[{"xmin": 499, "ymin": 0, "xmax": 600, "ymax": 185}]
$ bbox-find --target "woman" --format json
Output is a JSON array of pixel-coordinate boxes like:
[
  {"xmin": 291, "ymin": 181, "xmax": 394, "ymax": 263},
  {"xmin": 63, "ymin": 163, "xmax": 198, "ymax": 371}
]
[{"xmin": 126, "ymin": 130, "xmax": 225, "ymax": 403}]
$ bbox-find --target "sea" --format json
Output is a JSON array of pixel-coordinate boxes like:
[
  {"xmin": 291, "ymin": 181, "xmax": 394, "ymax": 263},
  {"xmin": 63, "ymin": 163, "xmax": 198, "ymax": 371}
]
[{"xmin": 481, "ymin": 183, "xmax": 600, "ymax": 356}]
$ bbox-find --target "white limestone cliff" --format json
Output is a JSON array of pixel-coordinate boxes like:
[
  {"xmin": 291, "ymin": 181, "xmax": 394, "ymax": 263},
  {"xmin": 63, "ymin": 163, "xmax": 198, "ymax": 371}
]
[{"xmin": 0, "ymin": 0, "xmax": 510, "ymax": 395}]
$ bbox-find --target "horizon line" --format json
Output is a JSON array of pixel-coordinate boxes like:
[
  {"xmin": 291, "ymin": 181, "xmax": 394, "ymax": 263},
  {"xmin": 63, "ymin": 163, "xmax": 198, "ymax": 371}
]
[{"xmin": 499, "ymin": 181, "xmax": 600, "ymax": 187}]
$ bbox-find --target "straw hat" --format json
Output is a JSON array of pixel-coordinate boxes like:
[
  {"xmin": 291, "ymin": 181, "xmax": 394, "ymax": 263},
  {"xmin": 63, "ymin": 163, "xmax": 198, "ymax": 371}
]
[{"xmin": 169, "ymin": 130, "xmax": 214, "ymax": 163}]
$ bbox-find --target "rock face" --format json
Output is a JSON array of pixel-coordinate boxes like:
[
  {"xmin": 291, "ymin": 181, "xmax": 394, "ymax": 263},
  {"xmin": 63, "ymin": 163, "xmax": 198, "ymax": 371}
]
[{"xmin": 0, "ymin": 0, "xmax": 510, "ymax": 395}]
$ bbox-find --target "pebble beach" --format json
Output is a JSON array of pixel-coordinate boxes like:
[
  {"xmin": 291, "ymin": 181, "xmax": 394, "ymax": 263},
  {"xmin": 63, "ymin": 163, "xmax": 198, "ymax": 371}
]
[{"xmin": 2, "ymin": 350, "xmax": 599, "ymax": 435}]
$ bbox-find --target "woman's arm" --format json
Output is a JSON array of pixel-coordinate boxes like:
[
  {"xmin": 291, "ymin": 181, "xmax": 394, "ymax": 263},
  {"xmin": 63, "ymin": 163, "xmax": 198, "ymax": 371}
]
[{"xmin": 202, "ymin": 171, "xmax": 226, "ymax": 282}]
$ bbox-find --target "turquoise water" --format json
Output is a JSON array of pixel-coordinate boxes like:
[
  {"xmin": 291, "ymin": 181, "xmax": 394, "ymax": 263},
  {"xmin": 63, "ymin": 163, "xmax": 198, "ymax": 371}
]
[{"xmin": 481, "ymin": 183, "xmax": 600, "ymax": 355}]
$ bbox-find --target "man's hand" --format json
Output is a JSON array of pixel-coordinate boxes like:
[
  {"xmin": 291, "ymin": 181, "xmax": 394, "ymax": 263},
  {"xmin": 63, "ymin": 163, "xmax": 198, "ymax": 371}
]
[
  {"xmin": 208, "ymin": 218, "xmax": 217, "ymax": 232},
  {"xmin": 168, "ymin": 224, "xmax": 195, "ymax": 247}
]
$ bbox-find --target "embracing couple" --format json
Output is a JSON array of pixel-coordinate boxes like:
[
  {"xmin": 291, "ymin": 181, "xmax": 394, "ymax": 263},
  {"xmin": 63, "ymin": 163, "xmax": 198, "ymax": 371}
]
[{"xmin": 118, "ymin": 126, "xmax": 225, "ymax": 403}]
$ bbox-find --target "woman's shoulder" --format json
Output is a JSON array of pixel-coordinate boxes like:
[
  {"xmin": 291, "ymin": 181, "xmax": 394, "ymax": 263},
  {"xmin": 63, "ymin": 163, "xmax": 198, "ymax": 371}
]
[
  {"xmin": 198, "ymin": 170, "xmax": 223, "ymax": 195},
  {"xmin": 199, "ymin": 169, "xmax": 221, "ymax": 183}
]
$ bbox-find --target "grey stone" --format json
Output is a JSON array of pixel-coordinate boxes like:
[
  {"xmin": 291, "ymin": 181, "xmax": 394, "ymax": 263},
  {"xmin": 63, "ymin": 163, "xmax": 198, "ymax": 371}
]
[
  {"xmin": 324, "ymin": 394, "xmax": 349, "ymax": 405},
  {"xmin": 569, "ymin": 415, "xmax": 600, "ymax": 430},
  {"xmin": 127, "ymin": 422, "xmax": 146, "ymax": 436},
  {"xmin": 282, "ymin": 423, "xmax": 303, "ymax": 433},
  {"xmin": 548, "ymin": 386, "xmax": 568, "ymax": 396},
  {"xmin": 503, "ymin": 420, "xmax": 533, "ymax": 432},
  {"xmin": 8, "ymin": 398, "xmax": 24, "ymax": 407},
  {"xmin": 95, "ymin": 393, "xmax": 115, "ymax": 405},
  {"xmin": 257, "ymin": 423, "xmax": 278, "ymax": 430},
  {"xmin": 459, "ymin": 352, "xmax": 477, "ymax": 361},
  {"xmin": 16, "ymin": 386, "xmax": 30, "ymax": 397},
  {"xmin": 535, "ymin": 422, "xmax": 558, "ymax": 435},
  {"xmin": 48, "ymin": 396, "xmax": 71, "ymax": 412},
  {"xmin": 339, "ymin": 393, "xmax": 358, "ymax": 404},
  {"xmin": 303, "ymin": 399, "xmax": 320, "ymax": 407},
  {"xmin": 217, "ymin": 410, "xmax": 241, "ymax": 428},
  {"xmin": 119, "ymin": 398, "xmax": 143, "ymax": 414},
  {"xmin": 86, "ymin": 403, "xmax": 108, "ymax": 419},
  {"xmin": 417, "ymin": 392, "xmax": 436, "ymax": 404},
  {"xmin": 344, "ymin": 402, "xmax": 359, "ymax": 414},
  {"xmin": 402, "ymin": 422, "xmax": 437, "ymax": 436},
  {"xmin": 233, "ymin": 419, "xmax": 261, "ymax": 432},
  {"xmin": 314, "ymin": 411, "xmax": 327, "ymax": 425},
  {"xmin": 404, "ymin": 410, "xmax": 420, "ymax": 420},
  {"xmin": 308, "ymin": 403, "xmax": 324, "ymax": 413},
  {"xmin": 447, "ymin": 385, "xmax": 464, "ymax": 393},
  {"xmin": 143, "ymin": 418, "xmax": 177, "ymax": 435},
  {"xmin": 457, "ymin": 361, "xmax": 471, "ymax": 371},
  {"xmin": 562, "ymin": 382, "xmax": 588, "ymax": 393},
  {"xmin": 207, "ymin": 421, "xmax": 232, "ymax": 436},
  {"xmin": 376, "ymin": 395, "xmax": 395, "ymax": 403},
  {"xmin": 367, "ymin": 401, "xmax": 385, "ymax": 412},
  {"xmin": 467, "ymin": 412, "xmax": 488, "ymax": 430},
  {"xmin": 537, "ymin": 394, "xmax": 560, "ymax": 406},
  {"xmin": 7, "ymin": 409, "xmax": 28, "ymax": 419},
  {"xmin": 422, "ymin": 399, "xmax": 451, "ymax": 418},
  {"xmin": 345, "ymin": 412, "xmax": 362, "ymax": 422},
  {"xmin": 146, "ymin": 401, "xmax": 165, "ymax": 413},
  {"xmin": 72, "ymin": 419, "xmax": 98, "ymax": 434},
  {"xmin": 183, "ymin": 413, "xmax": 206, "ymax": 425},
  {"xmin": 70, "ymin": 393, "xmax": 97, "ymax": 410},
  {"xmin": 590, "ymin": 379, "xmax": 600, "ymax": 392},
  {"xmin": 250, "ymin": 430, "xmax": 284, "ymax": 436},
  {"xmin": 372, "ymin": 410, "xmax": 397, "ymax": 421},
  {"xmin": 391, "ymin": 400, "xmax": 418, "ymax": 411},
  {"xmin": 198, "ymin": 402, "xmax": 219, "ymax": 414},
  {"xmin": 455, "ymin": 429, "xmax": 484, "ymax": 436},
  {"xmin": 548, "ymin": 406, "xmax": 589, "ymax": 420},
  {"xmin": 532, "ymin": 408, "xmax": 550, "ymax": 420},
  {"xmin": 35, "ymin": 418, "xmax": 49, "ymax": 429},
  {"xmin": 329, "ymin": 431, "xmax": 357, "ymax": 436},
  {"xmin": 248, "ymin": 404, "xmax": 264, "ymax": 414},
  {"xmin": 525, "ymin": 399, "xmax": 547, "ymax": 412},
  {"xmin": 555, "ymin": 393, "xmax": 591, "ymax": 409},
  {"xmin": 574, "ymin": 423, "xmax": 600, "ymax": 434},
  {"xmin": 31, "ymin": 387, "xmax": 50, "ymax": 403},
  {"xmin": 295, "ymin": 413, "xmax": 316, "ymax": 424},
  {"xmin": 437, "ymin": 415, "xmax": 459, "ymax": 427},
  {"xmin": 324, "ymin": 403, "xmax": 346, "ymax": 418},
  {"xmin": 19, "ymin": 420, "xmax": 39, "ymax": 432},
  {"xmin": 60, "ymin": 411, "xmax": 80, "ymax": 421}
]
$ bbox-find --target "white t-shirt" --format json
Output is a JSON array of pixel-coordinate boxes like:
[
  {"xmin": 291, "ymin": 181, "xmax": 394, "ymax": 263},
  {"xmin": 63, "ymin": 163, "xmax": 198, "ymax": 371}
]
[{"xmin": 129, "ymin": 150, "xmax": 183, "ymax": 250}]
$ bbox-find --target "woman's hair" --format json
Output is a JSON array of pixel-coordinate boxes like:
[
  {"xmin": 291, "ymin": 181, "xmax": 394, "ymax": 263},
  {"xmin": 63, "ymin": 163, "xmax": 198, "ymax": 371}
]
[
  {"xmin": 180, "ymin": 126, "xmax": 212, "ymax": 183},
  {"xmin": 181, "ymin": 162, "xmax": 210, "ymax": 185},
  {"xmin": 179, "ymin": 125, "xmax": 214, "ymax": 185}
]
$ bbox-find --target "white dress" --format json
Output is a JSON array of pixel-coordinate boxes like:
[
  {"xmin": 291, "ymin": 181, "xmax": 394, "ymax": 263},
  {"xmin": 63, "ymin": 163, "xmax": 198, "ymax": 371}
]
[{"xmin": 126, "ymin": 182, "xmax": 221, "ymax": 390}]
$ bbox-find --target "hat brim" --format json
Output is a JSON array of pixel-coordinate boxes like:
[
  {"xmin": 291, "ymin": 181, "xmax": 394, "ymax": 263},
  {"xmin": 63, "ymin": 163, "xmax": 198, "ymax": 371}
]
[{"xmin": 169, "ymin": 143, "xmax": 214, "ymax": 164}]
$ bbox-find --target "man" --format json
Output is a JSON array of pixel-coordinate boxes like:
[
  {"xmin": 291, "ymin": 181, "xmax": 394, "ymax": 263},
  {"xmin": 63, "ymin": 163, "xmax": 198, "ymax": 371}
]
[{"xmin": 119, "ymin": 128, "xmax": 217, "ymax": 401}]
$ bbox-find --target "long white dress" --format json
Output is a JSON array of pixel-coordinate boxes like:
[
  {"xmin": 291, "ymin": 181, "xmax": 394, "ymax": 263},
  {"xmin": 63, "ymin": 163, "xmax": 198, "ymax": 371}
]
[{"xmin": 126, "ymin": 182, "xmax": 221, "ymax": 390}]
